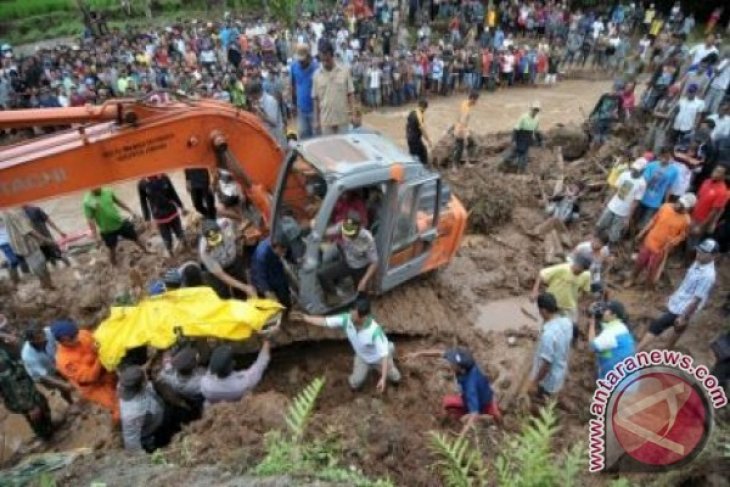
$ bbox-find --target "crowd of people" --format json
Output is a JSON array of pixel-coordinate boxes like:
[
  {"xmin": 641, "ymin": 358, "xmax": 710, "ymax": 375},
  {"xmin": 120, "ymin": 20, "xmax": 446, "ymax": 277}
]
[{"xmin": 0, "ymin": 0, "xmax": 729, "ymax": 466}]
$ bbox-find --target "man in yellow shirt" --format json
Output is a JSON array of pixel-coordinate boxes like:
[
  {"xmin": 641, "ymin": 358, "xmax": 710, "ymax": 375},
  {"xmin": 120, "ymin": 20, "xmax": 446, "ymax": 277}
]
[
  {"xmin": 451, "ymin": 90, "xmax": 480, "ymax": 170},
  {"xmin": 531, "ymin": 255, "xmax": 592, "ymax": 323}
]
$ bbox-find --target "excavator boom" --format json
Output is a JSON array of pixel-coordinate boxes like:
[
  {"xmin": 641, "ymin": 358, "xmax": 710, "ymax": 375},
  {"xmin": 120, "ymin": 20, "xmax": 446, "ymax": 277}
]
[{"xmin": 0, "ymin": 99, "xmax": 283, "ymax": 218}]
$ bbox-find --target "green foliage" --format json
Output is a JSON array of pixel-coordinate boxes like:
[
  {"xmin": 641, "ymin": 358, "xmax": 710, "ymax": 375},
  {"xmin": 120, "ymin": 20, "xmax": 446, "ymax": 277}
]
[
  {"xmin": 268, "ymin": 0, "xmax": 297, "ymax": 29},
  {"xmin": 431, "ymin": 403, "xmax": 590, "ymax": 487},
  {"xmin": 38, "ymin": 473, "xmax": 57, "ymax": 487},
  {"xmin": 253, "ymin": 377, "xmax": 392, "ymax": 487},
  {"xmin": 285, "ymin": 375, "xmax": 325, "ymax": 442},
  {"xmin": 607, "ymin": 479, "xmax": 634, "ymax": 487},
  {"xmin": 150, "ymin": 449, "xmax": 169, "ymax": 465},
  {"xmin": 428, "ymin": 431, "xmax": 488, "ymax": 487}
]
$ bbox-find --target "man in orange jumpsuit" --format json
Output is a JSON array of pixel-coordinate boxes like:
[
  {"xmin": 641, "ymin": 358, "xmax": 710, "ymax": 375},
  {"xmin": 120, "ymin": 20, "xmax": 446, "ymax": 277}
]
[{"xmin": 51, "ymin": 320, "xmax": 119, "ymax": 422}]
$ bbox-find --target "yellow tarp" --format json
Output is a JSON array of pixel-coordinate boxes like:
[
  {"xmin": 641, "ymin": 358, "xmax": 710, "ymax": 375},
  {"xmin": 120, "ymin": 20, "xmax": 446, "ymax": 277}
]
[{"xmin": 94, "ymin": 287, "xmax": 283, "ymax": 370}]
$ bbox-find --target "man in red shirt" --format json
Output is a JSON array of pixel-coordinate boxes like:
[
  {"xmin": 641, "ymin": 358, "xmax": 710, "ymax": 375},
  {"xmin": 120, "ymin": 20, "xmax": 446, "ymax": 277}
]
[{"xmin": 692, "ymin": 166, "xmax": 729, "ymax": 237}]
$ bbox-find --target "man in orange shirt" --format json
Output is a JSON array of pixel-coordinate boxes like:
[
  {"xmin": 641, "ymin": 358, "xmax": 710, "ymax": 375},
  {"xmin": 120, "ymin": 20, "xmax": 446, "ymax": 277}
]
[
  {"xmin": 626, "ymin": 193, "xmax": 696, "ymax": 287},
  {"xmin": 52, "ymin": 320, "xmax": 120, "ymax": 422}
]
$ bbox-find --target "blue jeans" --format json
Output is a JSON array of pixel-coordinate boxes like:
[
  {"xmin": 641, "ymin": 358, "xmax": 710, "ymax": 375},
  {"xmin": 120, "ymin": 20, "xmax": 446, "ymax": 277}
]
[
  {"xmin": 1, "ymin": 243, "xmax": 20, "ymax": 268},
  {"xmin": 298, "ymin": 111, "xmax": 315, "ymax": 140}
]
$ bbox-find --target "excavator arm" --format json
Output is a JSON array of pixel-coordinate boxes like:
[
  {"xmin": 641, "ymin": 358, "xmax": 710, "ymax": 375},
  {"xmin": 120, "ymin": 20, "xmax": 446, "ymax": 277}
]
[{"xmin": 0, "ymin": 98, "xmax": 284, "ymax": 227}]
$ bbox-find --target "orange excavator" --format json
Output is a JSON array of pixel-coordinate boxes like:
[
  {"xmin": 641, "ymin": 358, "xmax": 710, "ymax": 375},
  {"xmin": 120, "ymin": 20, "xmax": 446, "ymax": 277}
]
[{"xmin": 0, "ymin": 95, "xmax": 467, "ymax": 314}]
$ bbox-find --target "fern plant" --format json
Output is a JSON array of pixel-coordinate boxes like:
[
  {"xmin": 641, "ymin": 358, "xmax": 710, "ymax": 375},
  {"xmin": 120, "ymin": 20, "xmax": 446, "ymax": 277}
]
[
  {"xmin": 285, "ymin": 376, "xmax": 325, "ymax": 442},
  {"xmin": 428, "ymin": 431, "xmax": 488, "ymax": 487}
]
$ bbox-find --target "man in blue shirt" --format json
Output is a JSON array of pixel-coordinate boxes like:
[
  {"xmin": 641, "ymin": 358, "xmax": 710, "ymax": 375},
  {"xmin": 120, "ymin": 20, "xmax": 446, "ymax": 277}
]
[
  {"xmin": 636, "ymin": 147, "xmax": 679, "ymax": 228},
  {"xmin": 588, "ymin": 301, "xmax": 636, "ymax": 379},
  {"xmin": 250, "ymin": 237, "xmax": 291, "ymax": 309},
  {"xmin": 290, "ymin": 44, "xmax": 319, "ymax": 140},
  {"xmin": 405, "ymin": 346, "xmax": 501, "ymax": 432}
]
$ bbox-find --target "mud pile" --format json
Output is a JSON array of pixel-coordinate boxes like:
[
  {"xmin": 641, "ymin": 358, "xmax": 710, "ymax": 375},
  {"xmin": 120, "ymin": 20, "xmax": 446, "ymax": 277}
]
[
  {"xmin": 544, "ymin": 123, "xmax": 590, "ymax": 160},
  {"xmin": 166, "ymin": 391, "xmax": 289, "ymax": 467}
]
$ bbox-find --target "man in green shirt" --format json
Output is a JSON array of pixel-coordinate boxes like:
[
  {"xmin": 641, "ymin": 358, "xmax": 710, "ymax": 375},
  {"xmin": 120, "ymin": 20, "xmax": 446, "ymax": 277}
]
[
  {"xmin": 83, "ymin": 187, "xmax": 146, "ymax": 266},
  {"xmin": 502, "ymin": 101, "xmax": 542, "ymax": 172}
]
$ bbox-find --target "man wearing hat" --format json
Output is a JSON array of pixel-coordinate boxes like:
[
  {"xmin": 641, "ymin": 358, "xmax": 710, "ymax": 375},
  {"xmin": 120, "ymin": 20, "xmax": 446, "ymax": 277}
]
[
  {"xmin": 588, "ymin": 301, "xmax": 636, "ymax": 379},
  {"xmin": 404, "ymin": 346, "xmax": 501, "ymax": 432},
  {"xmin": 597, "ymin": 157, "xmax": 648, "ymax": 244},
  {"xmin": 627, "ymin": 192, "xmax": 696, "ymax": 288},
  {"xmin": 502, "ymin": 100, "xmax": 542, "ymax": 172},
  {"xmin": 290, "ymin": 43, "xmax": 319, "ymax": 139},
  {"xmin": 639, "ymin": 238, "xmax": 718, "ymax": 351},
  {"xmin": 198, "ymin": 219, "xmax": 254, "ymax": 299},
  {"xmin": 53, "ymin": 320, "xmax": 120, "ymax": 422},
  {"xmin": 320, "ymin": 210, "xmax": 379, "ymax": 298}
]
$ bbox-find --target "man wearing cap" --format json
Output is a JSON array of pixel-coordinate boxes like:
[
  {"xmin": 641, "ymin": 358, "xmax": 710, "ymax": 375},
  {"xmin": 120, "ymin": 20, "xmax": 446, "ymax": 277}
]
[
  {"xmin": 292, "ymin": 296, "xmax": 400, "ymax": 393},
  {"xmin": 290, "ymin": 43, "xmax": 319, "ymax": 139},
  {"xmin": 404, "ymin": 346, "xmax": 501, "ymax": 432},
  {"xmin": 627, "ymin": 193, "xmax": 695, "ymax": 287},
  {"xmin": 319, "ymin": 210, "xmax": 378, "ymax": 297},
  {"xmin": 531, "ymin": 256, "xmax": 592, "ymax": 324},
  {"xmin": 670, "ymin": 83, "xmax": 705, "ymax": 144},
  {"xmin": 53, "ymin": 320, "xmax": 120, "ymax": 422},
  {"xmin": 198, "ymin": 219, "xmax": 254, "ymax": 299},
  {"xmin": 21, "ymin": 324, "xmax": 74, "ymax": 404},
  {"xmin": 502, "ymin": 100, "xmax": 542, "ymax": 172},
  {"xmin": 597, "ymin": 157, "xmax": 648, "ymax": 244},
  {"xmin": 639, "ymin": 239, "xmax": 718, "ymax": 350},
  {"xmin": 118, "ymin": 366, "xmax": 168, "ymax": 452},
  {"xmin": 313, "ymin": 41, "xmax": 355, "ymax": 136},
  {"xmin": 528, "ymin": 293, "xmax": 574, "ymax": 398},
  {"xmin": 588, "ymin": 301, "xmax": 636, "ymax": 379}
]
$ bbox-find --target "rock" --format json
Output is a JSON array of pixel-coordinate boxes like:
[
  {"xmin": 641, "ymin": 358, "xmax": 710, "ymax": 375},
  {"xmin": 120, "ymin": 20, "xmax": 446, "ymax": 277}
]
[{"xmin": 78, "ymin": 288, "xmax": 104, "ymax": 310}]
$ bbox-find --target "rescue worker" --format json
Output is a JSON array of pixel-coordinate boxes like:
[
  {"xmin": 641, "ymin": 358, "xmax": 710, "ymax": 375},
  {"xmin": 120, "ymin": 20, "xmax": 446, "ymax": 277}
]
[
  {"xmin": 83, "ymin": 187, "xmax": 147, "ymax": 266},
  {"xmin": 404, "ymin": 346, "xmax": 501, "ymax": 433},
  {"xmin": 406, "ymin": 98, "xmax": 433, "ymax": 165},
  {"xmin": 118, "ymin": 366, "xmax": 170, "ymax": 452},
  {"xmin": 503, "ymin": 101, "xmax": 542, "ymax": 172},
  {"xmin": 1, "ymin": 209, "xmax": 55, "ymax": 289},
  {"xmin": 137, "ymin": 174, "xmax": 188, "ymax": 257},
  {"xmin": 451, "ymin": 90, "xmax": 480, "ymax": 170},
  {"xmin": 250, "ymin": 236, "xmax": 292, "ymax": 309},
  {"xmin": 156, "ymin": 347, "xmax": 205, "ymax": 420},
  {"xmin": 0, "ymin": 347, "xmax": 54, "ymax": 440},
  {"xmin": 198, "ymin": 219, "xmax": 255, "ymax": 299},
  {"xmin": 292, "ymin": 296, "xmax": 401, "ymax": 393},
  {"xmin": 52, "ymin": 320, "xmax": 120, "ymax": 422},
  {"xmin": 200, "ymin": 341, "xmax": 271, "ymax": 405},
  {"xmin": 21, "ymin": 324, "xmax": 75, "ymax": 404},
  {"xmin": 319, "ymin": 211, "xmax": 379, "ymax": 298}
]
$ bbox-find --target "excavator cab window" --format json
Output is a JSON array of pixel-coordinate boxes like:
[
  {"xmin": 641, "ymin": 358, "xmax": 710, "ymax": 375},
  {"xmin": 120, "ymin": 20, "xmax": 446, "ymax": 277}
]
[{"xmin": 277, "ymin": 154, "xmax": 328, "ymax": 226}]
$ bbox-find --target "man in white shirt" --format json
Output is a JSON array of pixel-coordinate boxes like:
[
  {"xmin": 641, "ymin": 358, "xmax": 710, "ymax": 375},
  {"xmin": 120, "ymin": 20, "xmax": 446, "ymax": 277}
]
[
  {"xmin": 292, "ymin": 296, "xmax": 401, "ymax": 393},
  {"xmin": 671, "ymin": 84, "xmax": 705, "ymax": 143},
  {"xmin": 596, "ymin": 157, "xmax": 648, "ymax": 244},
  {"xmin": 708, "ymin": 103, "xmax": 730, "ymax": 142},
  {"xmin": 706, "ymin": 58, "xmax": 730, "ymax": 115},
  {"xmin": 639, "ymin": 238, "xmax": 718, "ymax": 351},
  {"xmin": 688, "ymin": 34, "xmax": 719, "ymax": 67}
]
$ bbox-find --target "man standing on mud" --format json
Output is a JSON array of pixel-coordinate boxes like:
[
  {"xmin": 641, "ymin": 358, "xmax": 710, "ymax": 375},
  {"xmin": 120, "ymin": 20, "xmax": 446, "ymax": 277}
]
[
  {"xmin": 531, "ymin": 255, "xmax": 592, "ymax": 324},
  {"xmin": 292, "ymin": 296, "xmax": 401, "ymax": 393},
  {"xmin": 638, "ymin": 238, "xmax": 717, "ymax": 351},
  {"xmin": 528, "ymin": 293, "xmax": 574, "ymax": 399},
  {"xmin": 451, "ymin": 90, "xmax": 480, "ymax": 170},
  {"xmin": 406, "ymin": 98, "xmax": 433, "ymax": 165},
  {"xmin": 502, "ymin": 101, "xmax": 542, "ymax": 172}
]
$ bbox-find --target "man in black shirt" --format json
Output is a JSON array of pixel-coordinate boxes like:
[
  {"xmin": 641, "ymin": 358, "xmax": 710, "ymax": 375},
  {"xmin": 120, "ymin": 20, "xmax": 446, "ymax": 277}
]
[
  {"xmin": 138, "ymin": 174, "xmax": 188, "ymax": 256},
  {"xmin": 184, "ymin": 169, "xmax": 216, "ymax": 219},
  {"xmin": 406, "ymin": 99, "xmax": 432, "ymax": 165}
]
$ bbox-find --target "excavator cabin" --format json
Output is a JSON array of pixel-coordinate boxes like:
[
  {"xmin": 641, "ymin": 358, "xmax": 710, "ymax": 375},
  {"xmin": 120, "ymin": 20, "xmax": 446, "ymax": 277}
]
[{"xmin": 0, "ymin": 97, "xmax": 466, "ymax": 314}]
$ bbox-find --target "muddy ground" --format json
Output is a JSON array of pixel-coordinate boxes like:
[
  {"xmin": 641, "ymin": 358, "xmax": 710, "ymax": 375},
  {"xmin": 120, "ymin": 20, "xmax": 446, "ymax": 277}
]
[{"xmin": 1, "ymin": 78, "xmax": 728, "ymax": 486}]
